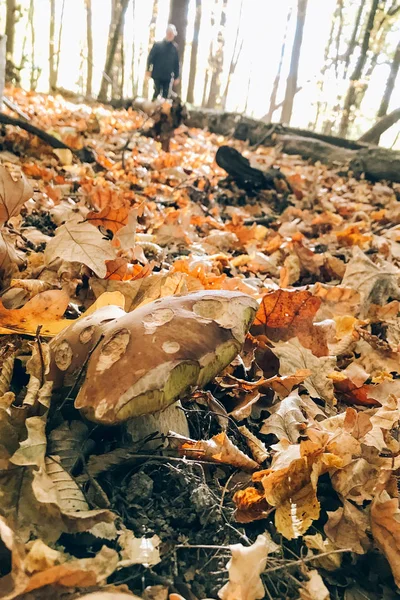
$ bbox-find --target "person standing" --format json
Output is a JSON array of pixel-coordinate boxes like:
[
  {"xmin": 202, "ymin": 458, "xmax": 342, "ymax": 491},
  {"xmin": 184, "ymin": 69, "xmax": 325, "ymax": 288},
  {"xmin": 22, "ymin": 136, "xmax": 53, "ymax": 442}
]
[{"xmin": 146, "ymin": 24, "xmax": 180, "ymax": 100}]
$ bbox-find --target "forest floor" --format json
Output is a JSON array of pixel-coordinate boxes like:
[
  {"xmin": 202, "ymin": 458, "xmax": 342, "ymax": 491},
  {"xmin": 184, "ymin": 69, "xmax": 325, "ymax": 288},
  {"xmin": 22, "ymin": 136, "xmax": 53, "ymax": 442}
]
[{"xmin": 0, "ymin": 89, "xmax": 400, "ymax": 600}]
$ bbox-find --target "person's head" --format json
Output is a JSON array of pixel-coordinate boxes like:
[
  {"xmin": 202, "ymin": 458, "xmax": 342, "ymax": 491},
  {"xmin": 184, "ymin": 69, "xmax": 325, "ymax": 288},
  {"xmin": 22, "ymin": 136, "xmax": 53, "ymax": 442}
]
[{"xmin": 166, "ymin": 24, "xmax": 177, "ymax": 42}]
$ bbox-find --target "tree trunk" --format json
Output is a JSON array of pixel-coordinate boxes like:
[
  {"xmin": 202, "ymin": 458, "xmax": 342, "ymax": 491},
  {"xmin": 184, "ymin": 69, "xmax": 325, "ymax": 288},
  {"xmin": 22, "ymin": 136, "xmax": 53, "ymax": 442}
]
[
  {"xmin": 339, "ymin": 0, "xmax": 379, "ymax": 137},
  {"xmin": 49, "ymin": 0, "xmax": 56, "ymax": 91},
  {"xmin": 98, "ymin": 0, "xmax": 130, "ymax": 103},
  {"xmin": 343, "ymin": 1, "xmax": 364, "ymax": 78},
  {"xmin": 206, "ymin": 0, "xmax": 228, "ymax": 109},
  {"xmin": 221, "ymin": 0, "xmax": 243, "ymax": 110},
  {"xmin": 143, "ymin": 0, "xmax": 158, "ymax": 99},
  {"xmin": 169, "ymin": 0, "xmax": 190, "ymax": 95},
  {"xmin": 358, "ymin": 107, "xmax": 400, "ymax": 143},
  {"xmin": 85, "ymin": 0, "xmax": 93, "ymax": 97},
  {"xmin": 28, "ymin": 0, "xmax": 37, "ymax": 91},
  {"xmin": 264, "ymin": 4, "xmax": 292, "ymax": 123},
  {"xmin": 377, "ymin": 37, "xmax": 400, "ymax": 120},
  {"xmin": 55, "ymin": 0, "xmax": 65, "ymax": 86},
  {"xmin": 5, "ymin": 0, "xmax": 16, "ymax": 80},
  {"xmin": 281, "ymin": 0, "xmax": 308, "ymax": 125},
  {"xmin": 186, "ymin": 0, "xmax": 202, "ymax": 104}
]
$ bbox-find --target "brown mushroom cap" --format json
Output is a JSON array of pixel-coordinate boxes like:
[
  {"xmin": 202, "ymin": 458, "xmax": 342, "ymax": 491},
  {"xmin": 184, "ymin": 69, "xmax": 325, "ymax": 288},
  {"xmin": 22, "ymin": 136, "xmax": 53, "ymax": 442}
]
[
  {"xmin": 49, "ymin": 305, "xmax": 126, "ymax": 388},
  {"xmin": 74, "ymin": 291, "xmax": 257, "ymax": 425}
]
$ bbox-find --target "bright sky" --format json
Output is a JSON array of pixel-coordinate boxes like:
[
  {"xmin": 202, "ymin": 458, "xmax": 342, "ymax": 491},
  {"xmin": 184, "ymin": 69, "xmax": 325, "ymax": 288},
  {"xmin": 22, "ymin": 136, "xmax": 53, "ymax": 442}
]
[{"xmin": 1, "ymin": 0, "xmax": 400, "ymax": 146}]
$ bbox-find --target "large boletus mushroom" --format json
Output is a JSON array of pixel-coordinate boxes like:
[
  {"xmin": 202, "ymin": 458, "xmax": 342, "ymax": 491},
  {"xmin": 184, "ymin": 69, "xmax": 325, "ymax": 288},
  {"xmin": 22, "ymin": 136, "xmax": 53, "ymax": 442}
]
[{"xmin": 49, "ymin": 290, "xmax": 258, "ymax": 427}]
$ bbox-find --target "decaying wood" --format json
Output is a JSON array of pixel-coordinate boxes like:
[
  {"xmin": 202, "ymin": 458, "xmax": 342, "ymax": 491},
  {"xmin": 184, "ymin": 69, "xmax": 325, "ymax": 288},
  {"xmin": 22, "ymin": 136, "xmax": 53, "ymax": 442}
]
[{"xmin": 0, "ymin": 111, "xmax": 96, "ymax": 162}]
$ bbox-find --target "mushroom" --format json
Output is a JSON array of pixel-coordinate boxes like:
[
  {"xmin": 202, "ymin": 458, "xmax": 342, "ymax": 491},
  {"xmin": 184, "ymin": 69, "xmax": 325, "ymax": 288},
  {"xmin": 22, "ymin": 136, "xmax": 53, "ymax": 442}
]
[{"xmin": 48, "ymin": 290, "xmax": 258, "ymax": 437}]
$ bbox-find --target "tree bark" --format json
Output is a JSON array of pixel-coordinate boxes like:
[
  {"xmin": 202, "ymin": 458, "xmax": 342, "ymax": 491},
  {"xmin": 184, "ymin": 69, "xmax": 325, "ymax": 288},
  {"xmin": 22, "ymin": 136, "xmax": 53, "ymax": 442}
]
[
  {"xmin": 85, "ymin": 0, "xmax": 93, "ymax": 97},
  {"xmin": 49, "ymin": 0, "xmax": 56, "ymax": 91},
  {"xmin": 264, "ymin": 4, "xmax": 292, "ymax": 123},
  {"xmin": 206, "ymin": 0, "xmax": 227, "ymax": 109},
  {"xmin": 281, "ymin": 0, "xmax": 308, "ymax": 125},
  {"xmin": 377, "ymin": 37, "xmax": 400, "ymax": 120},
  {"xmin": 169, "ymin": 0, "xmax": 190, "ymax": 95},
  {"xmin": 98, "ymin": 0, "xmax": 130, "ymax": 103},
  {"xmin": 5, "ymin": 0, "xmax": 16, "ymax": 80},
  {"xmin": 186, "ymin": 0, "xmax": 202, "ymax": 104},
  {"xmin": 339, "ymin": 0, "xmax": 379, "ymax": 137},
  {"xmin": 143, "ymin": 0, "xmax": 158, "ymax": 99},
  {"xmin": 55, "ymin": 0, "xmax": 65, "ymax": 86},
  {"xmin": 358, "ymin": 107, "xmax": 400, "ymax": 143},
  {"xmin": 343, "ymin": 1, "xmax": 364, "ymax": 78}
]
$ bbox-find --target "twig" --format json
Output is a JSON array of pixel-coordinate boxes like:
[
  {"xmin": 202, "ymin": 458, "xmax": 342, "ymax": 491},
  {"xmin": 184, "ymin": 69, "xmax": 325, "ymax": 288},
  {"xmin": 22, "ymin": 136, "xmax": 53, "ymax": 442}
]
[
  {"xmin": 34, "ymin": 325, "xmax": 45, "ymax": 388},
  {"xmin": 262, "ymin": 548, "xmax": 351, "ymax": 574}
]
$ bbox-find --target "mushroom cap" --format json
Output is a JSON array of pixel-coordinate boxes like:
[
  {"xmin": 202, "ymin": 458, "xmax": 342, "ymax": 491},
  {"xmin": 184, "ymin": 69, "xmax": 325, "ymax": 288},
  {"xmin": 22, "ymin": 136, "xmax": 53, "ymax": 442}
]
[
  {"xmin": 74, "ymin": 290, "xmax": 258, "ymax": 425},
  {"xmin": 49, "ymin": 305, "xmax": 126, "ymax": 388}
]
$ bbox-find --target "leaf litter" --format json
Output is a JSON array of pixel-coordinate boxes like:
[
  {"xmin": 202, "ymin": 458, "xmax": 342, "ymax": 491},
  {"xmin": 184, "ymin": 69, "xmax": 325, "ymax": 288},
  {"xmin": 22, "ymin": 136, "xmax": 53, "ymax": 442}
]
[{"xmin": 0, "ymin": 89, "xmax": 399, "ymax": 599}]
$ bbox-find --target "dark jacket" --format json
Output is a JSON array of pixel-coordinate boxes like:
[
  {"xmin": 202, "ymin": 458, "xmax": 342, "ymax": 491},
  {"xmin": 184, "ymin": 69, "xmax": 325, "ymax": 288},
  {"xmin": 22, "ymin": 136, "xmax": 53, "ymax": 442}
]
[{"xmin": 147, "ymin": 40, "xmax": 179, "ymax": 81}]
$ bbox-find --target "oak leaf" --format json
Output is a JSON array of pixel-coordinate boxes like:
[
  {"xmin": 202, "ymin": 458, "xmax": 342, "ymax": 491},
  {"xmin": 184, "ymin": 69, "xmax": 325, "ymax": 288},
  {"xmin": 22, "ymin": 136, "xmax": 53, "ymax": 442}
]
[
  {"xmin": 272, "ymin": 338, "xmax": 336, "ymax": 404},
  {"xmin": 341, "ymin": 247, "xmax": 400, "ymax": 317},
  {"xmin": 45, "ymin": 217, "xmax": 116, "ymax": 278},
  {"xmin": 371, "ymin": 490, "xmax": 400, "ymax": 587},
  {"xmin": 0, "ymin": 166, "xmax": 33, "ymax": 225},
  {"xmin": 324, "ymin": 500, "xmax": 370, "ymax": 554}
]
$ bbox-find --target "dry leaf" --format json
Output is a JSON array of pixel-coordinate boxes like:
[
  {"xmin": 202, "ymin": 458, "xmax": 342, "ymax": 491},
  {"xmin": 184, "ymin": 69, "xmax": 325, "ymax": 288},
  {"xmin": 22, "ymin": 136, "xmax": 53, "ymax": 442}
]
[
  {"xmin": 272, "ymin": 338, "xmax": 336, "ymax": 404},
  {"xmin": 178, "ymin": 432, "xmax": 259, "ymax": 471},
  {"xmin": 238, "ymin": 425, "xmax": 269, "ymax": 464},
  {"xmin": 299, "ymin": 570, "xmax": 330, "ymax": 600},
  {"xmin": 45, "ymin": 216, "xmax": 116, "ymax": 278},
  {"xmin": 260, "ymin": 391, "xmax": 308, "ymax": 443},
  {"xmin": 304, "ymin": 533, "xmax": 342, "ymax": 571},
  {"xmin": 324, "ymin": 500, "xmax": 370, "ymax": 554},
  {"xmin": 86, "ymin": 205, "xmax": 129, "ymax": 234},
  {"xmin": 218, "ymin": 533, "xmax": 279, "ymax": 600},
  {"xmin": 371, "ymin": 490, "xmax": 400, "ymax": 587},
  {"xmin": 0, "ymin": 166, "xmax": 33, "ymax": 225},
  {"xmin": 233, "ymin": 487, "xmax": 272, "ymax": 523},
  {"xmin": 10, "ymin": 416, "xmax": 47, "ymax": 468},
  {"xmin": 115, "ymin": 210, "xmax": 137, "ymax": 250},
  {"xmin": 341, "ymin": 247, "xmax": 400, "ymax": 317},
  {"xmin": 118, "ymin": 529, "xmax": 161, "ymax": 567}
]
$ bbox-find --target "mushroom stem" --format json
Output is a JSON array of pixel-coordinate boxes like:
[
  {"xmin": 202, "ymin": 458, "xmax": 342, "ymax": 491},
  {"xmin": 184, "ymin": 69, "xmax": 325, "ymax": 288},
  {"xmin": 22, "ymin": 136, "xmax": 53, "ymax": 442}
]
[{"xmin": 125, "ymin": 401, "xmax": 189, "ymax": 449}]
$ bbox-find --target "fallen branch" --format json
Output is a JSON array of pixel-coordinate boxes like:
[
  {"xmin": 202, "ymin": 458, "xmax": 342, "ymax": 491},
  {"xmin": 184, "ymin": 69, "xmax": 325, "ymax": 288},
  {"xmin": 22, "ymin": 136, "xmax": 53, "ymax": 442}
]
[
  {"xmin": 358, "ymin": 107, "xmax": 400, "ymax": 144},
  {"xmin": 0, "ymin": 111, "xmax": 96, "ymax": 162}
]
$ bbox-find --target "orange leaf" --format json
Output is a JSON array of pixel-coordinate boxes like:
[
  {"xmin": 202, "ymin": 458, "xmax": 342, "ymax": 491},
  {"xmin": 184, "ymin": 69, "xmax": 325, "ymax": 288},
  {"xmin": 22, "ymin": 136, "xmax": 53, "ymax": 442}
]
[
  {"xmin": 233, "ymin": 487, "xmax": 271, "ymax": 523},
  {"xmin": 179, "ymin": 432, "xmax": 258, "ymax": 471},
  {"xmin": 87, "ymin": 205, "xmax": 129, "ymax": 234}
]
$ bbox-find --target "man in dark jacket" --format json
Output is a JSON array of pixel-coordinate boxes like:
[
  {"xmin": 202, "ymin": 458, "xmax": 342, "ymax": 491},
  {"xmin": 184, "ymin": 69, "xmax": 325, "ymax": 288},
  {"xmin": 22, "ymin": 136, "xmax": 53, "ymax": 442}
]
[{"xmin": 146, "ymin": 25, "xmax": 180, "ymax": 100}]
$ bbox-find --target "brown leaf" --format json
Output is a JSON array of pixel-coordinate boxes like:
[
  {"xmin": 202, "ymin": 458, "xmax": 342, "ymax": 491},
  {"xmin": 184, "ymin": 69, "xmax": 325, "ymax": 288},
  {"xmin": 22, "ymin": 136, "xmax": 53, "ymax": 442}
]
[
  {"xmin": 252, "ymin": 289, "xmax": 327, "ymax": 356},
  {"xmin": 371, "ymin": 490, "xmax": 400, "ymax": 587},
  {"xmin": 178, "ymin": 432, "xmax": 259, "ymax": 471},
  {"xmin": 324, "ymin": 500, "xmax": 370, "ymax": 554},
  {"xmin": 45, "ymin": 217, "xmax": 116, "ymax": 278},
  {"xmin": 233, "ymin": 487, "xmax": 272, "ymax": 523},
  {"xmin": 0, "ymin": 166, "xmax": 33, "ymax": 225},
  {"xmin": 299, "ymin": 570, "xmax": 330, "ymax": 600},
  {"xmin": 260, "ymin": 391, "xmax": 308, "ymax": 443},
  {"xmin": 86, "ymin": 205, "xmax": 129, "ymax": 234}
]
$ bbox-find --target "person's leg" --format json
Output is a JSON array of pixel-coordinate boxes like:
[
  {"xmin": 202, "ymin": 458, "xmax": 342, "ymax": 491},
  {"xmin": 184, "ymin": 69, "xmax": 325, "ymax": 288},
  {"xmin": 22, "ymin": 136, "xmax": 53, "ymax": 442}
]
[
  {"xmin": 161, "ymin": 80, "xmax": 170, "ymax": 98},
  {"xmin": 152, "ymin": 79, "xmax": 161, "ymax": 100}
]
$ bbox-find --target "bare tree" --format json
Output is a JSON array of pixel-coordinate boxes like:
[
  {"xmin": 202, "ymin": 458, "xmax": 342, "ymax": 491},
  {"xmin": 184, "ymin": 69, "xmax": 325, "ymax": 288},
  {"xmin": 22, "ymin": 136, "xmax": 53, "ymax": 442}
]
[
  {"xmin": 221, "ymin": 0, "xmax": 244, "ymax": 110},
  {"xmin": 5, "ymin": 0, "xmax": 17, "ymax": 80},
  {"xmin": 339, "ymin": 0, "xmax": 379, "ymax": 137},
  {"xmin": 143, "ymin": 0, "xmax": 158, "ymax": 99},
  {"xmin": 49, "ymin": 0, "xmax": 56, "ymax": 91},
  {"xmin": 169, "ymin": 0, "xmax": 190, "ymax": 95},
  {"xmin": 85, "ymin": 0, "xmax": 93, "ymax": 97},
  {"xmin": 281, "ymin": 0, "xmax": 308, "ymax": 125},
  {"xmin": 378, "ymin": 36, "xmax": 400, "ymax": 120},
  {"xmin": 343, "ymin": 1, "xmax": 365, "ymax": 78},
  {"xmin": 98, "ymin": 0, "xmax": 130, "ymax": 103},
  {"xmin": 264, "ymin": 4, "xmax": 292, "ymax": 123},
  {"xmin": 186, "ymin": 0, "xmax": 202, "ymax": 104},
  {"xmin": 207, "ymin": 0, "xmax": 228, "ymax": 109}
]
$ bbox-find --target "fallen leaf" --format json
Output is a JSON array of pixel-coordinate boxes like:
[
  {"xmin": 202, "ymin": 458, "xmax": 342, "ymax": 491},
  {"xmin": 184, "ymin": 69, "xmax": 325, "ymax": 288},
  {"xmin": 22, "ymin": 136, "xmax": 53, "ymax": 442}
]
[
  {"xmin": 260, "ymin": 391, "xmax": 308, "ymax": 443},
  {"xmin": 272, "ymin": 338, "xmax": 336, "ymax": 405},
  {"xmin": 45, "ymin": 216, "xmax": 116, "ymax": 278},
  {"xmin": 0, "ymin": 166, "xmax": 33, "ymax": 225},
  {"xmin": 371, "ymin": 490, "xmax": 400, "ymax": 587},
  {"xmin": 178, "ymin": 432, "xmax": 259, "ymax": 471},
  {"xmin": 324, "ymin": 500, "xmax": 370, "ymax": 554},
  {"xmin": 86, "ymin": 205, "xmax": 129, "ymax": 234},
  {"xmin": 341, "ymin": 247, "xmax": 400, "ymax": 317},
  {"xmin": 304, "ymin": 533, "xmax": 342, "ymax": 570},
  {"xmin": 233, "ymin": 487, "xmax": 272, "ymax": 523},
  {"xmin": 218, "ymin": 533, "xmax": 279, "ymax": 600},
  {"xmin": 118, "ymin": 529, "xmax": 161, "ymax": 567},
  {"xmin": 299, "ymin": 569, "xmax": 330, "ymax": 600},
  {"xmin": 115, "ymin": 210, "xmax": 137, "ymax": 250}
]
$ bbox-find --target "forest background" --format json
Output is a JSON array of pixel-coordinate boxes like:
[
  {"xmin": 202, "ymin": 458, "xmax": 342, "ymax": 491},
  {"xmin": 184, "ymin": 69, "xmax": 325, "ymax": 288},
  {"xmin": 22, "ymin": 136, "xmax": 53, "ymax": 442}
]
[{"xmin": 1, "ymin": 0, "xmax": 400, "ymax": 148}]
